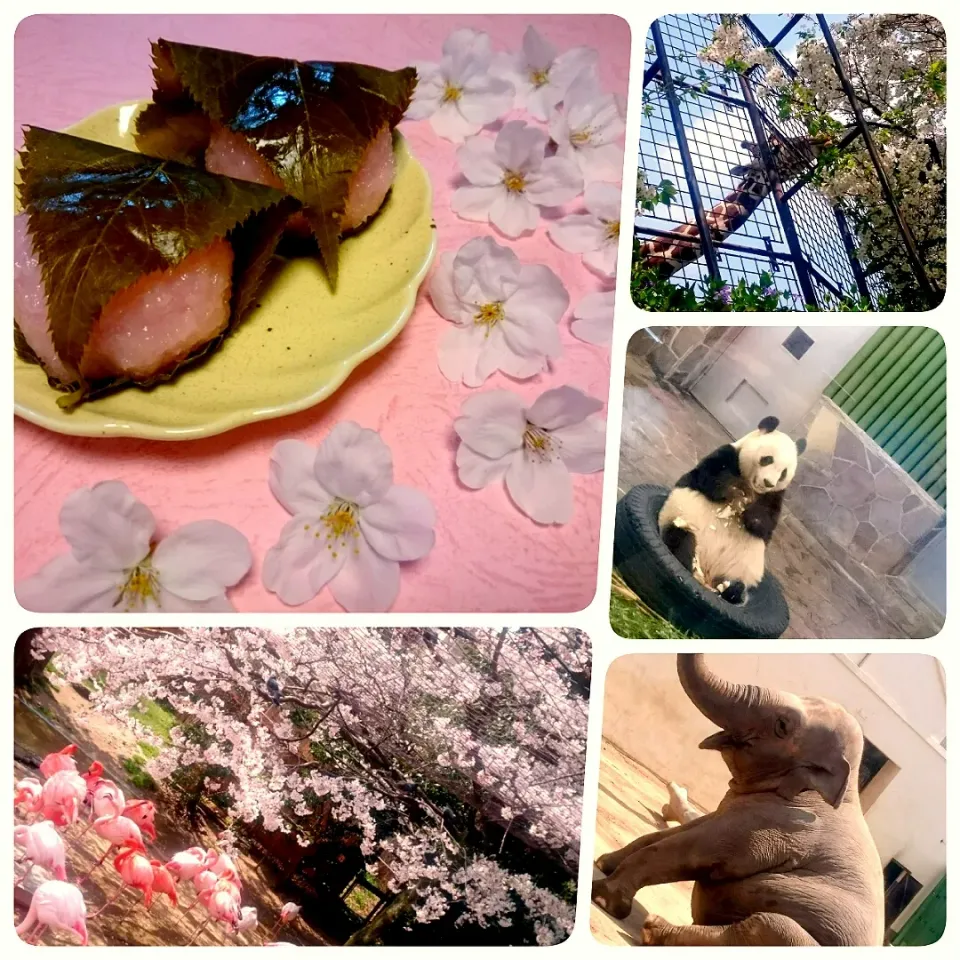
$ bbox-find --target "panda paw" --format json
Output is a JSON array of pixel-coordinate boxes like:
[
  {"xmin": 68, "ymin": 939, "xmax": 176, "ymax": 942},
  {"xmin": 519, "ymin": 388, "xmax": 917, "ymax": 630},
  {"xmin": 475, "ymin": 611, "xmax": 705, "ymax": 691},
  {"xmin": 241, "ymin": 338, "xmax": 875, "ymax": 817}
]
[{"xmin": 718, "ymin": 579, "xmax": 748, "ymax": 605}]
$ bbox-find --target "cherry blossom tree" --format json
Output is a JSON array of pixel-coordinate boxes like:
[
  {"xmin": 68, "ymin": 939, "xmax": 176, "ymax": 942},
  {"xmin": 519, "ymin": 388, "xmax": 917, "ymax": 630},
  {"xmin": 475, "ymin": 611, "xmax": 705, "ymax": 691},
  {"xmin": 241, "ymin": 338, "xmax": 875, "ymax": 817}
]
[
  {"xmin": 698, "ymin": 14, "xmax": 945, "ymax": 308},
  {"xmin": 31, "ymin": 627, "xmax": 588, "ymax": 944}
]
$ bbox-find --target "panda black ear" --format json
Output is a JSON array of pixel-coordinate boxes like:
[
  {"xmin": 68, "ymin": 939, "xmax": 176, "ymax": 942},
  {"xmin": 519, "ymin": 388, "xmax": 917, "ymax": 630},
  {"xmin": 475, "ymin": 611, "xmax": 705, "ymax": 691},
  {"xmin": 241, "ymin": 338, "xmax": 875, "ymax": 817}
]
[
  {"xmin": 796, "ymin": 438, "xmax": 807, "ymax": 455},
  {"xmin": 758, "ymin": 416, "xmax": 780, "ymax": 433}
]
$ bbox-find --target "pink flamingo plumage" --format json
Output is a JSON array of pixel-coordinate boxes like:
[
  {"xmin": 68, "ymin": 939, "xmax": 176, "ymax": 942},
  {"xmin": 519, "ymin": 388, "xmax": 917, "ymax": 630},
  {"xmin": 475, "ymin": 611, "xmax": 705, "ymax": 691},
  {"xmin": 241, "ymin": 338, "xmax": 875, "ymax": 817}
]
[
  {"xmin": 39, "ymin": 744, "xmax": 79, "ymax": 780},
  {"xmin": 165, "ymin": 846, "xmax": 208, "ymax": 884},
  {"xmin": 15, "ymin": 879, "xmax": 88, "ymax": 945},
  {"xmin": 150, "ymin": 859, "xmax": 179, "ymax": 907},
  {"xmin": 40, "ymin": 769, "xmax": 87, "ymax": 826},
  {"xmin": 123, "ymin": 798, "xmax": 157, "ymax": 841},
  {"xmin": 89, "ymin": 840, "xmax": 155, "ymax": 919},
  {"xmin": 205, "ymin": 847, "xmax": 242, "ymax": 889},
  {"xmin": 14, "ymin": 820, "xmax": 68, "ymax": 884},
  {"xmin": 14, "ymin": 777, "xmax": 43, "ymax": 818},
  {"xmin": 77, "ymin": 814, "xmax": 143, "ymax": 884}
]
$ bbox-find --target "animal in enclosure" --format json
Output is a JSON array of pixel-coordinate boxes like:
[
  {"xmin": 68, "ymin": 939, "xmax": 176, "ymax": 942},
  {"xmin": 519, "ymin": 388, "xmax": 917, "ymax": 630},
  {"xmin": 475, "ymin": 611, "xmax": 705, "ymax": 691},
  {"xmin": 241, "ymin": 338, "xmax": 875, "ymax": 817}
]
[
  {"xmin": 659, "ymin": 416, "xmax": 805, "ymax": 604},
  {"xmin": 15, "ymin": 879, "xmax": 89, "ymax": 945},
  {"xmin": 638, "ymin": 133, "xmax": 831, "ymax": 277},
  {"xmin": 592, "ymin": 654, "xmax": 885, "ymax": 946}
]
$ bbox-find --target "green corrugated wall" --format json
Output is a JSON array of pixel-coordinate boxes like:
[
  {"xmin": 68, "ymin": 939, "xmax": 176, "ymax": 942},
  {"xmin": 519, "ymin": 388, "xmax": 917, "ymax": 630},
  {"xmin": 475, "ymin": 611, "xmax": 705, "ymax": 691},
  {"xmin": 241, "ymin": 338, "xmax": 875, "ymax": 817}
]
[{"xmin": 825, "ymin": 327, "xmax": 946, "ymax": 508}]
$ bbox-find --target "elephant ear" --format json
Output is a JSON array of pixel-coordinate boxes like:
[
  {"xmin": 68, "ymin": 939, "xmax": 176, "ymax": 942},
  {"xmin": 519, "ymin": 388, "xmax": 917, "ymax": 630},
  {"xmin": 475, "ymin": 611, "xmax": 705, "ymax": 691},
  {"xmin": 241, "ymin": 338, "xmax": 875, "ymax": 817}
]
[{"xmin": 776, "ymin": 759, "xmax": 852, "ymax": 808}]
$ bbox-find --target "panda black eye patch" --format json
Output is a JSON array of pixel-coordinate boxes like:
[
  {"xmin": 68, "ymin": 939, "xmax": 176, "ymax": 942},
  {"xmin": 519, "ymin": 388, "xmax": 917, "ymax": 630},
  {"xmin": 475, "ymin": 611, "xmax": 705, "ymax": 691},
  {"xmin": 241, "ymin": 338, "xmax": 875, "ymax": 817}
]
[
  {"xmin": 780, "ymin": 468, "xmax": 787, "ymax": 481},
  {"xmin": 760, "ymin": 455, "xmax": 774, "ymax": 466}
]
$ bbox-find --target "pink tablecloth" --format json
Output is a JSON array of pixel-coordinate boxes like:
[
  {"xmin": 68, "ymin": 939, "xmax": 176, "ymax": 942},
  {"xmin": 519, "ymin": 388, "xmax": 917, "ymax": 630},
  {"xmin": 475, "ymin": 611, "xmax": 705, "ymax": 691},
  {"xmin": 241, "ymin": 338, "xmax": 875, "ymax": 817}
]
[{"xmin": 14, "ymin": 14, "xmax": 630, "ymax": 613}]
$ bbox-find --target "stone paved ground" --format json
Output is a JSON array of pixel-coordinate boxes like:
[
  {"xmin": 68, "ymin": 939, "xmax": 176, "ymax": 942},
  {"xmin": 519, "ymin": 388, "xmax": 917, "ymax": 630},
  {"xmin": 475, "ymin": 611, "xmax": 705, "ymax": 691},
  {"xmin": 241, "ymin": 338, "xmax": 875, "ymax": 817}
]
[{"xmin": 616, "ymin": 355, "xmax": 932, "ymax": 640}]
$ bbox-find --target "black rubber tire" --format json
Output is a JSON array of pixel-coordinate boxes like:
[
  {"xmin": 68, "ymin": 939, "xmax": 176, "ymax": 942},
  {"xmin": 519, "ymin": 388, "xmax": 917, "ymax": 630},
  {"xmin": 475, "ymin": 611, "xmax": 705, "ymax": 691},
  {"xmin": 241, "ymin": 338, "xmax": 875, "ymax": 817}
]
[{"xmin": 614, "ymin": 484, "xmax": 790, "ymax": 639}]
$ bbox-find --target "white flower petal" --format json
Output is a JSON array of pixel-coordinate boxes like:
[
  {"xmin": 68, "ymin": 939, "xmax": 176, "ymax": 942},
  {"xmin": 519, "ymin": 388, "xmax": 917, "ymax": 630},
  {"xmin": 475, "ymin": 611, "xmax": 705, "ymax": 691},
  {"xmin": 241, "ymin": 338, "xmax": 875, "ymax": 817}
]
[
  {"xmin": 313, "ymin": 422, "xmax": 393, "ymax": 507},
  {"xmin": 584, "ymin": 180, "xmax": 622, "ymax": 221},
  {"xmin": 547, "ymin": 108, "xmax": 571, "ymax": 147},
  {"xmin": 584, "ymin": 241, "xmax": 619, "ymax": 279},
  {"xmin": 16, "ymin": 553, "xmax": 119, "ymax": 613},
  {"xmin": 572, "ymin": 289, "xmax": 615, "ymax": 345},
  {"xmin": 522, "ymin": 25, "xmax": 557, "ymax": 72},
  {"xmin": 505, "ymin": 454, "xmax": 573, "ymax": 525},
  {"xmin": 552, "ymin": 417, "xmax": 608, "ymax": 473},
  {"xmin": 528, "ymin": 385, "xmax": 604, "ymax": 430},
  {"xmin": 329, "ymin": 542, "xmax": 400, "ymax": 613},
  {"xmin": 524, "ymin": 157, "xmax": 583, "ymax": 207},
  {"xmin": 552, "ymin": 46, "xmax": 600, "ymax": 96},
  {"xmin": 269, "ymin": 439, "xmax": 332, "ymax": 516},
  {"xmin": 548, "ymin": 213, "xmax": 607, "ymax": 253},
  {"xmin": 429, "ymin": 101, "xmax": 482, "ymax": 143},
  {"xmin": 262, "ymin": 514, "xmax": 347, "ymax": 606},
  {"xmin": 576, "ymin": 141, "xmax": 626, "ymax": 182},
  {"xmin": 59, "ymin": 481, "xmax": 155, "ymax": 572},
  {"xmin": 493, "ymin": 350, "xmax": 549, "ymax": 381},
  {"xmin": 153, "ymin": 521, "xmax": 252, "ymax": 602},
  {"xmin": 456, "ymin": 445, "xmax": 515, "ymax": 489},
  {"xmin": 456, "ymin": 136, "xmax": 503, "ymax": 186},
  {"xmin": 453, "ymin": 390, "xmax": 526, "ymax": 458},
  {"xmin": 427, "ymin": 251, "xmax": 470, "ymax": 325},
  {"xmin": 489, "ymin": 190, "xmax": 540, "ymax": 237},
  {"xmin": 437, "ymin": 325, "xmax": 489, "ymax": 385},
  {"xmin": 443, "ymin": 28, "xmax": 493, "ymax": 64},
  {"xmin": 451, "ymin": 184, "xmax": 503, "ymax": 223},
  {"xmin": 406, "ymin": 69, "xmax": 445, "ymax": 119},
  {"xmin": 458, "ymin": 76, "xmax": 515, "ymax": 125},
  {"xmin": 500, "ymin": 310, "xmax": 562, "ymax": 360},
  {"xmin": 155, "ymin": 589, "xmax": 236, "ymax": 613},
  {"xmin": 472, "ymin": 325, "xmax": 533, "ymax": 384},
  {"xmin": 494, "ymin": 120, "xmax": 547, "ymax": 173},
  {"xmin": 453, "ymin": 236, "xmax": 520, "ymax": 305},
  {"xmin": 505, "ymin": 263, "xmax": 570, "ymax": 327},
  {"xmin": 359, "ymin": 486, "xmax": 436, "ymax": 562}
]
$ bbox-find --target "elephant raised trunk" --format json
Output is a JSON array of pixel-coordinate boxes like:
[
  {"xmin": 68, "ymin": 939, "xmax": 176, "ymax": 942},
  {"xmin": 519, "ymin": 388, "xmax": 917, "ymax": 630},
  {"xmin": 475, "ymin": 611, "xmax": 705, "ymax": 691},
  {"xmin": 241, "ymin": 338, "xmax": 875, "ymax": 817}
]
[{"xmin": 677, "ymin": 654, "xmax": 782, "ymax": 732}]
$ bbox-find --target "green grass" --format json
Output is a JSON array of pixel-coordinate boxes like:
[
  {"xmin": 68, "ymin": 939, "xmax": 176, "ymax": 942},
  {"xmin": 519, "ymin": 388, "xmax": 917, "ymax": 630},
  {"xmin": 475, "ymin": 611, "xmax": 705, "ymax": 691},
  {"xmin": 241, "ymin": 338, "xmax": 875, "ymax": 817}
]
[
  {"xmin": 137, "ymin": 740, "xmax": 161, "ymax": 760},
  {"xmin": 130, "ymin": 699, "xmax": 179, "ymax": 744},
  {"xmin": 122, "ymin": 754, "xmax": 158, "ymax": 791},
  {"xmin": 610, "ymin": 577, "xmax": 697, "ymax": 640}
]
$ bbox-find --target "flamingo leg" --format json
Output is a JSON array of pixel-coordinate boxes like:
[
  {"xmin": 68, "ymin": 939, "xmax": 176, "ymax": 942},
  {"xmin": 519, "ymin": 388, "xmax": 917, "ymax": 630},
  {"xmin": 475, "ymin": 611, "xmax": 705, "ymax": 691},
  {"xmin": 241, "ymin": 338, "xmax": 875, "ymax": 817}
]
[
  {"xmin": 187, "ymin": 916, "xmax": 212, "ymax": 946},
  {"xmin": 26, "ymin": 923, "xmax": 47, "ymax": 945},
  {"xmin": 14, "ymin": 862, "xmax": 33, "ymax": 887},
  {"xmin": 76, "ymin": 845, "xmax": 113, "ymax": 886},
  {"xmin": 88, "ymin": 885, "xmax": 131, "ymax": 920}
]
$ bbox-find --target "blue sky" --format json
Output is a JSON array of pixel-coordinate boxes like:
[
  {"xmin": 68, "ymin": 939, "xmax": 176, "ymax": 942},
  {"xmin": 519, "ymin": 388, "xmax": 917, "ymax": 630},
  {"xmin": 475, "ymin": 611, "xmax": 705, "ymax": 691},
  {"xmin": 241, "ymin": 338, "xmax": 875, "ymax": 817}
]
[{"xmin": 748, "ymin": 13, "xmax": 847, "ymax": 60}]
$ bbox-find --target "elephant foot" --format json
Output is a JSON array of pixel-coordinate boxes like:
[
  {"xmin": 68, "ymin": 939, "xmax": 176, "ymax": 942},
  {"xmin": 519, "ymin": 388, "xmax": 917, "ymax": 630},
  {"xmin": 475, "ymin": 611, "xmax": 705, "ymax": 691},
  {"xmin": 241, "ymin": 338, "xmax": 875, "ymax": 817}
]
[
  {"xmin": 660, "ymin": 801, "xmax": 675, "ymax": 822},
  {"xmin": 641, "ymin": 914, "xmax": 675, "ymax": 946},
  {"xmin": 591, "ymin": 879, "xmax": 633, "ymax": 920}
]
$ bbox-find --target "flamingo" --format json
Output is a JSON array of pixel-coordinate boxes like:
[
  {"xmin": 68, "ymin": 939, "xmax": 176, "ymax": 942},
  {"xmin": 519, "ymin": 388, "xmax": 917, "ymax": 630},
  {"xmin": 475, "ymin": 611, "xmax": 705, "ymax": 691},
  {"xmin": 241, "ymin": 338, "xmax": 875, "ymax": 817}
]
[
  {"xmin": 205, "ymin": 847, "xmax": 242, "ymax": 888},
  {"xmin": 150, "ymin": 859, "xmax": 179, "ymax": 908},
  {"xmin": 236, "ymin": 905, "xmax": 259, "ymax": 935},
  {"xmin": 89, "ymin": 840, "xmax": 155, "ymax": 919},
  {"xmin": 123, "ymin": 798, "xmax": 157, "ymax": 841},
  {"xmin": 166, "ymin": 846, "xmax": 208, "ymax": 884},
  {"xmin": 77, "ymin": 814, "xmax": 143, "ymax": 884},
  {"xmin": 14, "ymin": 777, "xmax": 43, "ymax": 818},
  {"xmin": 188, "ymin": 884, "xmax": 241, "ymax": 945},
  {"xmin": 90, "ymin": 780, "xmax": 126, "ymax": 819},
  {"xmin": 269, "ymin": 901, "xmax": 301, "ymax": 938},
  {"xmin": 15, "ymin": 879, "xmax": 88, "ymax": 945},
  {"xmin": 39, "ymin": 744, "xmax": 79, "ymax": 780},
  {"xmin": 40, "ymin": 769, "xmax": 87, "ymax": 826},
  {"xmin": 14, "ymin": 821, "xmax": 68, "ymax": 884}
]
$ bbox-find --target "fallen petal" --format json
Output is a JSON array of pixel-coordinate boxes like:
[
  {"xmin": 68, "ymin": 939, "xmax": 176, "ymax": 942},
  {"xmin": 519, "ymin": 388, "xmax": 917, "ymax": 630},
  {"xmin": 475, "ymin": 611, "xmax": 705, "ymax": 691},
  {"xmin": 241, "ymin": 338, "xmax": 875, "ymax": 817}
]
[
  {"xmin": 360, "ymin": 486, "xmax": 436, "ymax": 562},
  {"xmin": 456, "ymin": 444, "xmax": 515, "ymax": 489},
  {"xmin": 505, "ymin": 454, "xmax": 573, "ymax": 525},
  {"xmin": 313, "ymin": 422, "xmax": 393, "ymax": 508},
  {"xmin": 269, "ymin": 440, "xmax": 332, "ymax": 516},
  {"xmin": 329, "ymin": 542, "xmax": 401, "ymax": 612},
  {"xmin": 548, "ymin": 213, "xmax": 607, "ymax": 254},
  {"xmin": 153, "ymin": 520, "xmax": 253, "ymax": 601},
  {"xmin": 16, "ymin": 553, "xmax": 119, "ymax": 613},
  {"xmin": 262, "ymin": 515, "xmax": 347, "ymax": 606},
  {"xmin": 528, "ymin": 385, "xmax": 604, "ymax": 430},
  {"xmin": 551, "ymin": 417, "xmax": 608, "ymax": 473},
  {"xmin": 489, "ymin": 189, "xmax": 540, "ymax": 238},
  {"xmin": 453, "ymin": 390, "xmax": 526, "ymax": 457},
  {"xmin": 571, "ymin": 289, "xmax": 615, "ymax": 345}
]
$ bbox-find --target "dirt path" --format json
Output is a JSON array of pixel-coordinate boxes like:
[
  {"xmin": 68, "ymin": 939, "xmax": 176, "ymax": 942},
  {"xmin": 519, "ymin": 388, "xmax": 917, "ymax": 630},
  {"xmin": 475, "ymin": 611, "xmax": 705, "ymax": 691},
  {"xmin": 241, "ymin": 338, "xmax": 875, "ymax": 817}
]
[
  {"xmin": 591, "ymin": 738, "xmax": 699, "ymax": 946},
  {"xmin": 14, "ymin": 685, "xmax": 335, "ymax": 947}
]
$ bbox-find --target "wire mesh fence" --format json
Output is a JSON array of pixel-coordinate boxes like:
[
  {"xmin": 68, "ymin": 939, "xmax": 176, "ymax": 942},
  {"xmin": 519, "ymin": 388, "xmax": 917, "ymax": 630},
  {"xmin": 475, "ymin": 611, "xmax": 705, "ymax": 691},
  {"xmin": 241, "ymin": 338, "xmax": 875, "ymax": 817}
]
[{"xmin": 634, "ymin": 13, "xmax": 938, "ymax": 311}]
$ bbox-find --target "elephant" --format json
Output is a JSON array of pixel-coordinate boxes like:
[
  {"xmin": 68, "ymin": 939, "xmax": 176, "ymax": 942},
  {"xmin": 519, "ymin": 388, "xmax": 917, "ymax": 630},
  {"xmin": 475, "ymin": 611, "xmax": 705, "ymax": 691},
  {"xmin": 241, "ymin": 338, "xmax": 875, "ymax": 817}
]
[{"xmin": 591, "ymin": 654, "xmax": 884, "ymax": 946}]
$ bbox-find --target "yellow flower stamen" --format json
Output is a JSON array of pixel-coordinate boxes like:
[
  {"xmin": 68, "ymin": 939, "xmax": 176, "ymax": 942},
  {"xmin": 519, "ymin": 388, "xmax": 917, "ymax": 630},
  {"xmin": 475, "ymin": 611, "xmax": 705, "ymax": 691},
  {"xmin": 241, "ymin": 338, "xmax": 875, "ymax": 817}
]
[
  {"xmin": 570, "ymin": 128, "xmax": 592, "ymax": 145},
  {"xmin": 502, "ymin": 170, "xmax": 527, "ymax": 193},
  {"xmin": 114, "ymin": 557, "xmax": 160, "ymax": 611},
  {"xmin": 523, "ymin": 425, "xmax": 557, "ymax": 461},
  {"xmin": 320, "ymin": 499, "xmax": 361, "ymax": 552},
  {"xmin": 530, "ymin": 67, "xmax": 550, "ymax": 88},
  {"xmin": 605, "ymin": 219, "xmax": 621, "ymax": 242},
  {"xmin": 474, "ymin": 302, "xmax": 505, "ymax": 333},
  {"xmin": 442, "ymin": 83, "xmax": 463, "ymax": 103}
]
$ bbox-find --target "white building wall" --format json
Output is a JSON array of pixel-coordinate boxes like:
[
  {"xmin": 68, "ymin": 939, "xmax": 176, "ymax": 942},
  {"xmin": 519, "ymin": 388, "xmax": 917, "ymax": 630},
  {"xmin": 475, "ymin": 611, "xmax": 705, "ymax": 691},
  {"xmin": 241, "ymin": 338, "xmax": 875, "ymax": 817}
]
[{"xmin": 602, "ymin": 654, "xmax": 947, "ymax": 900}]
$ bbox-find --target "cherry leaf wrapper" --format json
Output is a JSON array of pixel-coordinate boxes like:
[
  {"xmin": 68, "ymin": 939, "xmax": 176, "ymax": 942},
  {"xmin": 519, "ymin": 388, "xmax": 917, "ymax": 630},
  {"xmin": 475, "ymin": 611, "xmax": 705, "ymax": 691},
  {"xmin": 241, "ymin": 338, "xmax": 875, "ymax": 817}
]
[
  {"xmin": 16, "ymin": 127, "xmax": 297, "ymax": 407},
  {"xmin": 135, "ymin": 39, "xmax": 417, "ymax": 288}
]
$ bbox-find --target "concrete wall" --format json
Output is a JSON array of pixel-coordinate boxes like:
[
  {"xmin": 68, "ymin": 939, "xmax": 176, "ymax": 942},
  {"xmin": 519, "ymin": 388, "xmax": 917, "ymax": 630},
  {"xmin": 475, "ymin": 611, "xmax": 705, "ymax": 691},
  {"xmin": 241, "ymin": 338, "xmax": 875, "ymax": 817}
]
[{"xmin": 602, "ymin": 653, "xmax": 947, "ymax": 897}]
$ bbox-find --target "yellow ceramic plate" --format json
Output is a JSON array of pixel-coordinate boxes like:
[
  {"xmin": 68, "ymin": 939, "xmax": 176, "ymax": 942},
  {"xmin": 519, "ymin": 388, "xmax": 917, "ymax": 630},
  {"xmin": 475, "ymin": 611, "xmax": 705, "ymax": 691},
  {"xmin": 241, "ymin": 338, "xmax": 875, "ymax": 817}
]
[{"xmin": 14, "ymin": 101, "xmax": 436, "ymax": 440}]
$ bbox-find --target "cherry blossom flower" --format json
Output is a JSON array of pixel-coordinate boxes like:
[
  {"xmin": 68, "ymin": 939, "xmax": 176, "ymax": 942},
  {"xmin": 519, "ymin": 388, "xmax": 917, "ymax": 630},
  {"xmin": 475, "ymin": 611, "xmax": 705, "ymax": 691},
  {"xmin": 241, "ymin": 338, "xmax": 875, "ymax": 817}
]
[
  {"xmin": 454, "ymin": 386, "xmax": 606, "ymax": 525},
  {"xmin": 491, "ymin": 25, "xmax": 599, "ymax": 121},
  {"xmin": 429, "ymin": 236, "xmax": 568, "ymax": 386},
  {"xmin": 262, "ymin": 424, "xmax": 436, "ymax": 612},
  {"xmin": 452, "ymin": 121, "xmax": 583, "ymax": 237},
  {"xmin": 548, "ymin": 181, "xmax": 621, "ymax": 277},
  {"xmin": 548, "ymin": 72, "xmax": 626, "ymax": 182},
  {"xmin": 407, "ymin": 28, "xmax": 514, "ymax": 143},
  {"xmin": 571, "ymin": 289, "xmax": 615, "ymax": 345},
  {"xmin": 15, "ymin": 481, "xmax": 251, "ymax": 612}
]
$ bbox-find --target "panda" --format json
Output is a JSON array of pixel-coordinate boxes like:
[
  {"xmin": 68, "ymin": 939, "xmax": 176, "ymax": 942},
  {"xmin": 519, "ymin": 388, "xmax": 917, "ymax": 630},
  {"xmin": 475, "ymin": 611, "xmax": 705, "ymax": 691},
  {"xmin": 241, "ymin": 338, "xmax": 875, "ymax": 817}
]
[{"xmin": 658, "ymin": 415, "xmax": 806, "ymax": 605}]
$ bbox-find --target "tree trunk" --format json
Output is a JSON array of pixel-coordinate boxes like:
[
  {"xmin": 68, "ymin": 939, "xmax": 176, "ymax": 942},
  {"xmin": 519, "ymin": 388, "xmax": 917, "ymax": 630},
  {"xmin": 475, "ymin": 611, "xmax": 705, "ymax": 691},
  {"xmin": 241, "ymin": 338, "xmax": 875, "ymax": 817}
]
[
  {"xmin": 14, "ymin": 629, "xmax": 53, "ymax": 691},
  {"xmin": 344, "ymin": 888, "xmax": 417, "ymax": 945}
]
